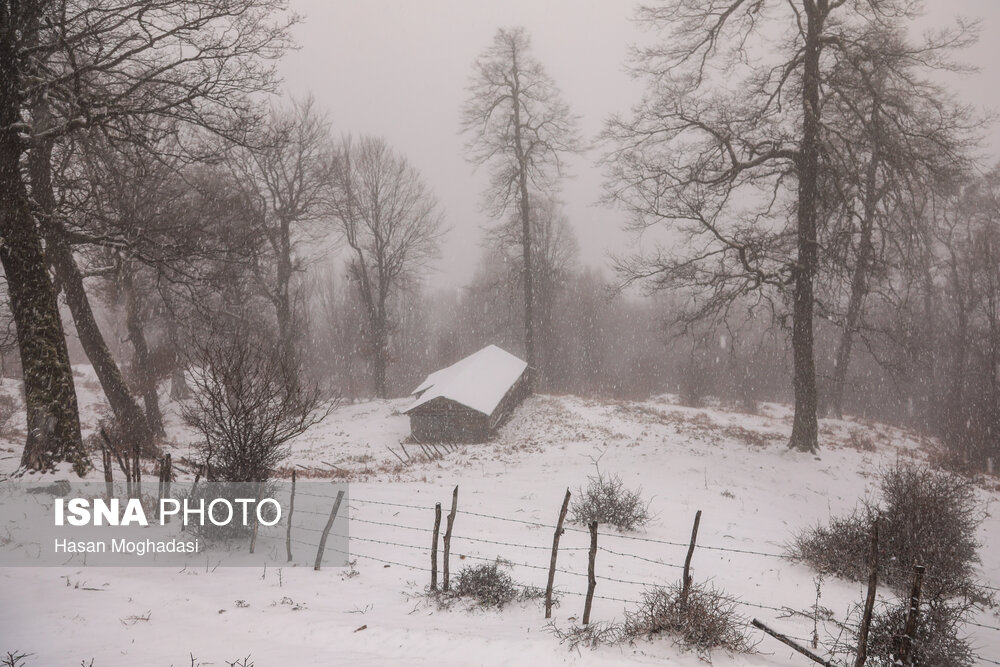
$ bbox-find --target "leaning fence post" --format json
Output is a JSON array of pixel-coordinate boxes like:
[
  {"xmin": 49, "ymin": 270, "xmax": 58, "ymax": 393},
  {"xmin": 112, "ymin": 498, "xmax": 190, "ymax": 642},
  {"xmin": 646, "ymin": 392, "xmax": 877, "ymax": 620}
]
[
  {"xmin": 752, "ymin": 619, "xmax": 835, "ymax": 666},
  {"xmin": 286, "ymin": 470, "xmax": 297, "ymax": 562},
  {"xmin": 582, "ymin": 521, "xmax": 598, "ymax": 625},
  {"xmin": 545, "ymin": 488, "xmax": 571, "ymax": 619},
  {"xmin": 442, "ymin": 486, "xmax": 458, "ymax": 592},
  {"xmin": 898, "ymin": 564, "xmax": 925, "ymax": 666},
  {"xmin": 854, "ymin": 516, "xmax": 880, "ymax": 667},
  {"xmin": 431, "ymin": 502, "xmax": 442, "ymax": 591},
  {"xmin": 314, "ymin": 490, "xmax": 346, "ymax": 571},
  {"xmin": 681, "ymin": 509, "xmax": 702, "ymax": 608}
]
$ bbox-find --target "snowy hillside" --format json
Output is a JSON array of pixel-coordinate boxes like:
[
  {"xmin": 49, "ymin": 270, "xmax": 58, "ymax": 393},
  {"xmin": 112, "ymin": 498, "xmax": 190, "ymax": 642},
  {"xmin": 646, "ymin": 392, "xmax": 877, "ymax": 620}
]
[{"xmin": 1, "ymin": 369, "xmax": 998, "ymax": 666}]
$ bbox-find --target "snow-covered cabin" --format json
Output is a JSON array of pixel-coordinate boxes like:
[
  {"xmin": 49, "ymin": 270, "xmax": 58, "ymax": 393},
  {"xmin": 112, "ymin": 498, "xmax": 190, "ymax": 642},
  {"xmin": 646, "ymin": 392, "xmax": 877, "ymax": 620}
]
[{"xmin": 404, "ymin": 345, "xmax": 530, "ymax": 442}]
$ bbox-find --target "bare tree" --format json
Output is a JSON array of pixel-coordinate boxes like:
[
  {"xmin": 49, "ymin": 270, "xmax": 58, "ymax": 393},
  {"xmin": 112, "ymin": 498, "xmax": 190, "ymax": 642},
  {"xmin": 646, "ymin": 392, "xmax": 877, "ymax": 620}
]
[
  {"xmin": 3, "ymin": 0, "xmax": 294, "ymax": 471},
  {"xmin": 461, "ymin": 27, "xmax": 580, "ymax": 381},
  {"xmin": 228, "ymin": 97, "xmax": 333, "ymax": 373},
  {"xmin": 604, "ymin": 0, "xmax": 973, "ymax": 452},
  {"xmin": 326, "ymin": 135, "xmax": 443, "ymax": 398},
  {"xmin": 182, "ymin": 326, "xmax": 333, "ymax": 483},
  {"xmin": 816, "ymin": 24, "xmax": 976, "ymax": 419}
]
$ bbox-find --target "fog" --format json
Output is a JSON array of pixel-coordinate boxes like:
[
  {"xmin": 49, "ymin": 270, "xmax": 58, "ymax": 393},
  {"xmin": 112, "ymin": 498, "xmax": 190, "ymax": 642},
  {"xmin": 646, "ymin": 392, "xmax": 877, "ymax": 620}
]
[{"xmin": 280, "ymin": 0, "xmax": 1000, "ymax": 289}]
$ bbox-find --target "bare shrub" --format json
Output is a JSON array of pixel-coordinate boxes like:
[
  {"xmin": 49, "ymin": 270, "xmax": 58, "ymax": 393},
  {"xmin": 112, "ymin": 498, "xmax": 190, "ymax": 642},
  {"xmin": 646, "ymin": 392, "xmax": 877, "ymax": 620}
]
[
  {"xmin": 440, "ymin": 560, "xmax": 546, "ymax": 610},
  {"xmin": 571, "ymin": 470, "xmax": 651, "ymax": 531},
  {"xmin": 831, "ymin": 596, "xmax": 975, "ymax": 667},
  {"xmin": 792, "ymin": 461, "xmax": 985, "ymax": 598},
  {"xmin": 847, "ymin": 427, "xmax": 876, "ymax": 452},
  {"xmin": 549, "ymin": 581, "xmax": 756, "ymax": 658},
  {"xmin": 183, "ymin": 329, "xmax": 335, "ymax": 482},
  {"xmin": 548, "ymin": 621, "xmax": 633, "ymax": 650},
  {"xmin": 624, "ymin": 582, "xmax": 756, "ymax": 657}
]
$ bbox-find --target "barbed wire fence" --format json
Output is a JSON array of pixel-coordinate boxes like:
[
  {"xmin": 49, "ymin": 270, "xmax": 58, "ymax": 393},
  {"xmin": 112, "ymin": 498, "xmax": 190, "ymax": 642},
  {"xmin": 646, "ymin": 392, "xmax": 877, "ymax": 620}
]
[{"xmin": 281, "ymin": 486, "xmax": 1000, "ymax": 665}]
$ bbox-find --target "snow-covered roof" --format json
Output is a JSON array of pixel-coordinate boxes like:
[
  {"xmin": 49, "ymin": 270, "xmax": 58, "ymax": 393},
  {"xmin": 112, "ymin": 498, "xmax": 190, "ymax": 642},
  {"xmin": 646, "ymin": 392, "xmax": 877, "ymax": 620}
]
[{"xmin": 404, "ymin": 345, "xmax": 528, "ymax": 416}]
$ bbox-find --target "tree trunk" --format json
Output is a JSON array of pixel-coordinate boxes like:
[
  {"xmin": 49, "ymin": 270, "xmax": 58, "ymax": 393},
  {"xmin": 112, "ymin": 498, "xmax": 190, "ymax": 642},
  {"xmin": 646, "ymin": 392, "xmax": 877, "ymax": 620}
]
[
  {"xmin": 166, "ymin": 318, "xmax": 191, "ymax": 400},
  {"xmin": 273, "ymin": 216, "xmax": 297, "ymax": 382},
  {"xmin": 830, "ymin": 106, "xmax": 881, "ymax": 420},
  {"xmin": 947, "ymin": 258, "xmax": 969, "ymax": 459},
  {"xmin": 0, "ymin": 187, "xmax": 86, "ymax": 470},
  {"xmin": 510, "ymin": 48, "xmax": 536, "ymax": 385},
  {"xmin": 372, "ymin": 313, "xmax": 388, "ymax": 399},
  {"xmin": 46, "ymin": 239, "xmax": 155, "ymax": 448},
  {"xmin": 987, "ymin": 245, "xmax": 1000, "ymax": 464},
  {"xmin": 0, "ymin": 14, "xmax": 85, "ymax": 471},
  {"xmin": 26, "ymin": 102, "xmax": 154, "ymax": 453},
  {"xmin": 122, "ymin": 267, "xmax": 165, "ymax": 437},
  {"xmin": 788, "ymin": 2, "xmax": 823, "ymax": 453}
]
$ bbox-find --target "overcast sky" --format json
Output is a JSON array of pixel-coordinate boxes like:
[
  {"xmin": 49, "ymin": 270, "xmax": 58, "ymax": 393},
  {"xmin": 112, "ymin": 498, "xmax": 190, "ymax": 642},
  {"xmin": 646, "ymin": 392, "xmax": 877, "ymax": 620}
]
[{"xmin": 279, "ymin": 1, "xmax": 1000, "ymax": 290}]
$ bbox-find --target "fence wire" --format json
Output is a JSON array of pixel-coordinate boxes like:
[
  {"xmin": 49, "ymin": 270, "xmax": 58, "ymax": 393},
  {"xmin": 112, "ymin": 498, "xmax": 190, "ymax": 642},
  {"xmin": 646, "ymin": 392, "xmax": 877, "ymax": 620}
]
[{"xmin": 288, "ymin": 491, "xmax": 1000, "ymax": 648}]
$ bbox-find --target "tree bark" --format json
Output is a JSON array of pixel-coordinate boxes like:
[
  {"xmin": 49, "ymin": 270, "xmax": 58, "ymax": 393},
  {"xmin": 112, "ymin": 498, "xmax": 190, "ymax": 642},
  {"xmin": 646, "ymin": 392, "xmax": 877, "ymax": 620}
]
[
  {"xmin": 1, "ymin": 8, "xmax": 85, "ymax": 471},
  {"xmin": 789, "ymin": 1, "xmax": 824, "ymax": 453}
]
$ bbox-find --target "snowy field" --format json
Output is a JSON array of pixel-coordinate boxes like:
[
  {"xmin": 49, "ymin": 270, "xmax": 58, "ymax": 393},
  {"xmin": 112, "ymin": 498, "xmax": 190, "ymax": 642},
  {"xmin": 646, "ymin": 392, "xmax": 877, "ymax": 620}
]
[{"xmin": 1, "ymin": 366, "xmax": 998, "ymax": 666}]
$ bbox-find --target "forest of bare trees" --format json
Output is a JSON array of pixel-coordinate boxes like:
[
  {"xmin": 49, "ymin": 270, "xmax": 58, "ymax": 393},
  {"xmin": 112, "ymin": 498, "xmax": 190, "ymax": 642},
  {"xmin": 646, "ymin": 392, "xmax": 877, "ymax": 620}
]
[{"xmin": 2, "ymin": 0, "xmax": 999, "ymax": 477}]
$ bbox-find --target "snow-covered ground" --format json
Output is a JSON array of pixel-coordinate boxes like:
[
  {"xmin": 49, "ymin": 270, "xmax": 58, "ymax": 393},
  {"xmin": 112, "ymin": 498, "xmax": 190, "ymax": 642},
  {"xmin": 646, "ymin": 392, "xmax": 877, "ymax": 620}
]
[{"xmin": 1, "ymin": 367, "xmax": 998, "ymax": 665}]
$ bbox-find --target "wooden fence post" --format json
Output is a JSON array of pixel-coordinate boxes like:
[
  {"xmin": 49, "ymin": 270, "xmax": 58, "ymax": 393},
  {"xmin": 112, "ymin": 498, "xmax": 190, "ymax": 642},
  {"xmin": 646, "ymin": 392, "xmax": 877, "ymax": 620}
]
[
  {"xmin": 545, "ymin": 488, "xmax": 571, "ymax": 619},
  {"xmin": 286, "ymin": 470, "xmax": 296, "ymax": 562},
  {"xmin": 898, "ymin": 564, "xmax": 925, "ymax": 666},
  {"xmin": 248, "ymin": 480, "xmax": 261, "ymax": 554},
  {"xmin": 101, "ymin": 443, "xmax": 113, "ymax": 502},
  {"xmin": 752, "ymin": 619, "xmax": 836, "ymax": 666},
  {"xmin": 133, "ymin": 439, "xmax": 141, "ymax": 500},
  {"xmin": 314, "ymin": 490, "xmax": 346, "ymax": 571},
  {"xmin": 431, "ymin": 502, "xmax": 442, "ymax": 591},
  {"xmin": 249, "ymin": 514, "xmax": 260, "ymax": 554},
  {"xmin": 582, "ymin": 521, "xmax": 598, "ymax": 625},
  {"xmin": 681, "ymin": 509, "xmax": 702, "ymax": 608},
  {"xmin": 442, "ymin": 486, "xmax": 458, "ymax": 592},
  {"xmin": 855, "ymin": 517, "xmax": 880, "ymax": 667},
  {"xmin": 157, "ymin": 457, "xmax": 164, "ymax": 498},
  {"xmin": 160, "ymin": 454, "xmax": 172, "ymax": 524}
]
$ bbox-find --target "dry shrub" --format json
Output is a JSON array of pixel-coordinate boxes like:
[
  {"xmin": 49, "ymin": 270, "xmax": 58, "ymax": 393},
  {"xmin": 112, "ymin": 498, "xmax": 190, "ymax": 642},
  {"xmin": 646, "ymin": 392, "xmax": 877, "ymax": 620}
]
[
  {"xmin": 847, "ymin": 427, "xmax": 876, "ymax": 452},
  {"xmin": 832, "ymin": 596, "xmax": 975, "ymax": 667},
  {"xmin": 792, "ymin": 461, "xmax": 985, "ymax": 599},
  {"xmin": 183, "ymin": 329, "xmax": 334, "ymax": 483},
  {"xmin": 441, "ymin": 560, "xmax": 545, "ymax": 611},
  {"xmin": 624, "ymin": 582, "xmax": 756, "ymax": 657},
  {"xmin": 548, "ymin": 621, "xmax": 633, "ymax": 650},
  {"xmin": 571, "ymin": 471, "xmax": 651, "ymax": 531},
  {"xmin": 550, "ymin": 581, "xmax": 756, "ymax": 659}
]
